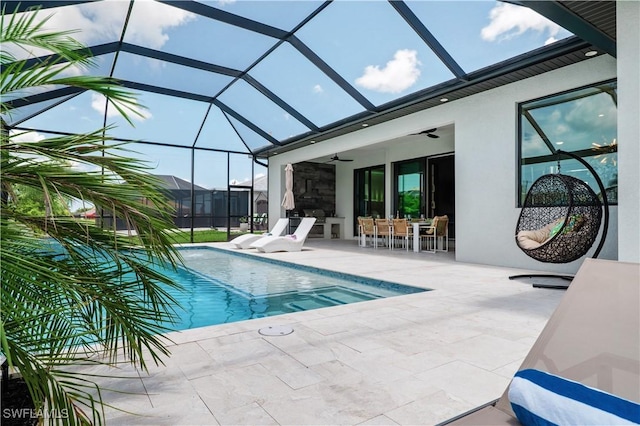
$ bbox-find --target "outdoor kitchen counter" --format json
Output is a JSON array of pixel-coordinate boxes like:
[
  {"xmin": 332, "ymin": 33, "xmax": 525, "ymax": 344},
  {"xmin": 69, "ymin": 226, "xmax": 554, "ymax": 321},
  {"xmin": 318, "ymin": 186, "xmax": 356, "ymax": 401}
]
[{"xmin": 324, "ymin": 217, "xmax": 345, "ymax": 239}]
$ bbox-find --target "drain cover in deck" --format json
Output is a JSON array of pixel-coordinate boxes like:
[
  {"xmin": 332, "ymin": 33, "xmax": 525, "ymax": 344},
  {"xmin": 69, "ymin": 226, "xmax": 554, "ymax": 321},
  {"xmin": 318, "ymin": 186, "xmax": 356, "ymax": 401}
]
[{"xmin": 259, "ymin": 325, "xmax": 294, "ymax": 336}]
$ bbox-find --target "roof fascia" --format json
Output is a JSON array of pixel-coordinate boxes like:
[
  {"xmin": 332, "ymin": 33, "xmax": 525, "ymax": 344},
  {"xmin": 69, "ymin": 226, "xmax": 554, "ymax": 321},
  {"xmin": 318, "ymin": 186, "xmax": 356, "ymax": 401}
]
[{"xmin": 515, "ymin": 0, "xmax": 616, "ymax": 57}]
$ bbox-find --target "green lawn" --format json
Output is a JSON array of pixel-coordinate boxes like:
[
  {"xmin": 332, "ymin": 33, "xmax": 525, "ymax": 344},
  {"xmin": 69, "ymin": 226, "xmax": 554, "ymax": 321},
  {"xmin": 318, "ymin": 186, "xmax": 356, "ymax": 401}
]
[{"xmin": 168, "ymin": 228, "xmax": 263, "ymax": 244}]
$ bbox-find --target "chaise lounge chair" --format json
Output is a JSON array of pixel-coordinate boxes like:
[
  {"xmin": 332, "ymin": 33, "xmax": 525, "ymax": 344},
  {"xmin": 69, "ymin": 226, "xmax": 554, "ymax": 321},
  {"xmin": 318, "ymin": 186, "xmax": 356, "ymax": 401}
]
[
  {"xmin": 250, "ymin": 217, "xmax": 316, "ymax": 253},
  {"xmin": 440, "ymin": 258, "xmax": 640, "ymax": 426},
  {"xmin": 230, "ymin": 218, "xmax": 289, "ymax": 249}
]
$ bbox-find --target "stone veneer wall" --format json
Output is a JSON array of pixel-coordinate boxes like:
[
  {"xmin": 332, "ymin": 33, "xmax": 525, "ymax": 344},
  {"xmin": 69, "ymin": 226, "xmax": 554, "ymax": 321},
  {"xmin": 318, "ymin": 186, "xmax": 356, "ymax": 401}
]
[{"xmin": 292, "ymin": 162, "xmax": 336, "ymax": 217}]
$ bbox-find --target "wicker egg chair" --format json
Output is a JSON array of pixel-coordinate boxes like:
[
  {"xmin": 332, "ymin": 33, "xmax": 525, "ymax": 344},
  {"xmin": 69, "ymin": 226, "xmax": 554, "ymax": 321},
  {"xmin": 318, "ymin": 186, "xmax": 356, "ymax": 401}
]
[
  {"xmin": 516, "ymin": 173, "xmax": 602, "ymax": 263},
  {"xmin": 511, "ymin": 150, "xmax": 609, "ymax": 288}
]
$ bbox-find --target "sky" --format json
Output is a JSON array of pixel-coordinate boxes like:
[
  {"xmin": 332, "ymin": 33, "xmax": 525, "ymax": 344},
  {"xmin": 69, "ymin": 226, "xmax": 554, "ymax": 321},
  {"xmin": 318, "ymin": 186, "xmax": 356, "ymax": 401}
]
[{"xmin": 6, "ymin": 0, "xmax": 572, "ymax": 190}]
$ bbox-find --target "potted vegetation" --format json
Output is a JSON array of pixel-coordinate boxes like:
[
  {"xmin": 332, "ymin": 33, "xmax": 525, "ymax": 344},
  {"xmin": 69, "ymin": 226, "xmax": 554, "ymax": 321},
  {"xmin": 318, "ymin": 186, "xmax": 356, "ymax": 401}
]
[{"xmin": 239, "ymin": 216, "xmax": 250, "ymax": 231}]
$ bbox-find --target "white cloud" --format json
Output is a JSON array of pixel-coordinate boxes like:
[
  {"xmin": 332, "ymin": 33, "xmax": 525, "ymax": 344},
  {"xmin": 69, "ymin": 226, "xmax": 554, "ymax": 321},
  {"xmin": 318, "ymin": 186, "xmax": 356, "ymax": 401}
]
[
  {"xmin": 481, "ymin": 3, "xmax": 561, "ymax": 42},
  {"xmin": 11, "ymin": 0, "xmax": 194, "ymax": 60},
  {"xmin": 545, "ymin": 36, "xmax": 558, "ymax": 46},
  {"xmin": 355, "ymin": 49, "xmax": 420, "ymax": 94},
  {"xmin": 91, "ymin": 93, "xmax": 152, "ymax": 122},
  {"xmin": 120, "ymin": 1, "xmax": 196, "ymax": 49},
  {"xmin": 313, "ymin": 84, "xmax": 324, "ymax": 94},
  {"xmin": 9, "ymin": 129, "xmax": 46, "ymax": 143}
]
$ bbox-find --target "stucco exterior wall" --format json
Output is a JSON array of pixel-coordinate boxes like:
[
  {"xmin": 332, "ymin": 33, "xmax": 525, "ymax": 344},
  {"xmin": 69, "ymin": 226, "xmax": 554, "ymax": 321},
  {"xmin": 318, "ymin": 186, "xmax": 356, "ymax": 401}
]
[
  {"xmin": 269, "ymin": 54, "xmax": 622, "ymax": 273},
  {"xmin": 617, "ymin": 1, "xmax": 640, "ymax": 263}
]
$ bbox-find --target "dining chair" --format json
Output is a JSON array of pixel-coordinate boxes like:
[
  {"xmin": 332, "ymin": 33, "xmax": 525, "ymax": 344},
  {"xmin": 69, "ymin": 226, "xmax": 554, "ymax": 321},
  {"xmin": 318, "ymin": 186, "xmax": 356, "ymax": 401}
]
[
  {"xmin": 391, "ymin": 218, "xmax": 413, "ymax": 251},
  {"xmin": 374, "ymin": 218, "xmax": 392, "ymax": 249},
  {"xmin": 358, "ymin": 217, "xmax": 376, "ymax": 247},
  {"xmin": 421, "ymin": 215, "xmax": 449, "ymax": 253}
]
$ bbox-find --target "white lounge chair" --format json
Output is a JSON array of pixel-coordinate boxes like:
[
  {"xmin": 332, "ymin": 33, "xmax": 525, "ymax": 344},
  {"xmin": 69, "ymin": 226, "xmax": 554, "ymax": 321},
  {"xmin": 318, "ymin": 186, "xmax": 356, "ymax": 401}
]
[
  {"xmin": 230, "ymin": 218, "xmax": 289, "ymax": 249},
  {"xmin": 250, "ymin": 217, "xmax": 316, "ymax": 253}
]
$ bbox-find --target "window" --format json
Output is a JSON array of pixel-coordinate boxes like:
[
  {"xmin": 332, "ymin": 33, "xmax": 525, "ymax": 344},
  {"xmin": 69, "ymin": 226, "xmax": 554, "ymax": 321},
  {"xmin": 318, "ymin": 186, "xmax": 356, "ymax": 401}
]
[
  {"xmin": 393, "ymin": 159, "xmax": 425, "ymax": 219},
  {"xmin": 519, "ymin": 80, "xmax": 617, "ymax": 206}
]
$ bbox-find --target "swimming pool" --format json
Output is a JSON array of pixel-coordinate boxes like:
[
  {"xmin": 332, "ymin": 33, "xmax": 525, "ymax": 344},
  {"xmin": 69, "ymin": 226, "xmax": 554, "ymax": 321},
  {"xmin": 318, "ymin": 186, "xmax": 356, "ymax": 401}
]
[{"xmin": 158, "ymin": 247, "xmax": 427, "ymax": 331}]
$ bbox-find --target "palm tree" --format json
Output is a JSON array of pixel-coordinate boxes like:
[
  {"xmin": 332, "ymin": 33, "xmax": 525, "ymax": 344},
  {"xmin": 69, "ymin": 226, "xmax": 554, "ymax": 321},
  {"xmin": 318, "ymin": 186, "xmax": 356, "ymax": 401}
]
[{"xmin": 1, "ymin": 8, "xmax": 184, "ymax": 425}]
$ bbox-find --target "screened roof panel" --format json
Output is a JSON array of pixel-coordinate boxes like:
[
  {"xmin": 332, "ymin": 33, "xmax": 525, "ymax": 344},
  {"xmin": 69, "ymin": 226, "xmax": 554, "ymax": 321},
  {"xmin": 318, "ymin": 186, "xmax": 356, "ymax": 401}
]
[
  {"xmin": 123, "ymin": 1, "xmax": 279, "ymax": 71},
  {"xmin": 113, "ymin": 52, "xmax": 235, "ymax": 97},
  {"xmin": 225, "ymin": 115, "xmax": 273, "ymax": 153},
  {"xmin": 295, "ymin": 0, "xmax": 456, "ymax": 106},
  {"xmin": 127, "ymin": 142, "xmax": 194, "ymax": 183},
  {"xmin": 194, "ymin": 0, "xmax": 324, "ymax": 31},
  {"xmin": 249, "ymin": 42, "xmax": 366, "ymax": 128},
  {"xmin": 217, "ymin": 79, "xmax": 310, "ymax": 141},
  {"xmin": 19, "ymin": 91, "xmax": 109, "ymax": 134},
  {"xmin": 195, "ymin": 106, "xmax": 251, "ymax": 153},
  {"xmin": 4, "ymin": 0, "xmax": 604, "ymax": 160},
  {"xmin": 2, "ymin": 93, "xmax": 79, "ymax": 126},
  {"xmin": 5, "ymin": 2, "xmax": 128, "ymax": 60},
  {"xmin": 406, "ymin": 1, "xmax": 573, "ymax": 74},
  {"xmin": 105, "ymin": 91, "xmax": 211, "ymax": 146}
]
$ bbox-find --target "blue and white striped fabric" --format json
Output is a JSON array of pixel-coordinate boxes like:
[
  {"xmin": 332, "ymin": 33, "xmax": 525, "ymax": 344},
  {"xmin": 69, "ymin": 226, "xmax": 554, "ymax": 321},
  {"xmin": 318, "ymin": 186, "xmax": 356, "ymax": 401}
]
[{"xmin": 508, "ymin": 369, "xmax": 640, "ymax": 426}]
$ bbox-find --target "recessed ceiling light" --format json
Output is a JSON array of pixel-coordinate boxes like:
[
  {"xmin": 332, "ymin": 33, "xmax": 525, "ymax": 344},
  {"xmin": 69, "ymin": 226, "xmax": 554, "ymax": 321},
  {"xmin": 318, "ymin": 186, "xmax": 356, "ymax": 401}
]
[
  {"xmin": 310, "ymin": 140, "xmax": 316, "ymax": 144},
  {"xmin": 556, "ymin": 141, "xmax": 564, "ymax": 145},
  {"xmin": 272, "ymin": 152, "xmax": 278, "ymax": 155},
  {"xmin": 585, "ymin": 51, "xmax": 598, "ymax": 57},
  {"xmin": 598, "ymin": 114, "xmax": 604, "ymax": 117},
  {"xmin": 362, "ymin": 123, "xmax": 369, "ymax": 127},
  {"xmin": 440, "ymin": 98, "xmax": 449, "ymax": 102}
]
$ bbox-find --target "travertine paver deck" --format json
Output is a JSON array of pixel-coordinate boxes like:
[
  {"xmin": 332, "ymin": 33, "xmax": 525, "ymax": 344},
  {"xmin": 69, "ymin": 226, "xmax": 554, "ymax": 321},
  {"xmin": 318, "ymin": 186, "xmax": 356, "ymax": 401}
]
[{"xmin": 87, "ymin": 239, "xmax": 565, "ymax": 425}]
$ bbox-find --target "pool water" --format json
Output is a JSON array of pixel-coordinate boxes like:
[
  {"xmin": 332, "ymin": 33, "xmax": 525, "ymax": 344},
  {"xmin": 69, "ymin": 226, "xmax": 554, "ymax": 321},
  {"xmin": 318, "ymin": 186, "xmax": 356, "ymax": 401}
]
[{"xmin": 157, "ymin": 247, "xmax": 427, "ymax": 331}]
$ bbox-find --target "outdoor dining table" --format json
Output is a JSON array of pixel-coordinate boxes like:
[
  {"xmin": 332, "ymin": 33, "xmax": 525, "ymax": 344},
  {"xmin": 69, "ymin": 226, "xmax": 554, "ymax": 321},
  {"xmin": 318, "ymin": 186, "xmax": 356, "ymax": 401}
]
[{"xmin": 412, "ymin": 221, "xmax": 434, "ymax": 253}]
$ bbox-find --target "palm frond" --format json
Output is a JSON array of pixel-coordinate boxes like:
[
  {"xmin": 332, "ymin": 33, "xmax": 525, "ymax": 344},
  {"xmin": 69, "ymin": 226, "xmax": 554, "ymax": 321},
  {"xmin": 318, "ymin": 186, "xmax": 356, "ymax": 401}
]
[{"xmin": 1, "ymin": 6, "xmax": 187, "ymax": 425}]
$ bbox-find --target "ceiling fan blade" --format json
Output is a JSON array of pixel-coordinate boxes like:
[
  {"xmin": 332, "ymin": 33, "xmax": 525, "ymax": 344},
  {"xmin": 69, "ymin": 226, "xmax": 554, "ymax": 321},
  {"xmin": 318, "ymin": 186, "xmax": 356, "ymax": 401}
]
[
  {"xmin": 427, "ymin": 133, "xmax": 439, "ymax": 138},
  {"xmin": 328, "ymin": 154, "xmax": 353, "ymax": 162},
  {"xmin": 338, "ymin": 158, "xmax": 354, "ymax": 162},
  {"xmin": 410, "ymin": 127, "xmax": 438, "ymax": 136}
]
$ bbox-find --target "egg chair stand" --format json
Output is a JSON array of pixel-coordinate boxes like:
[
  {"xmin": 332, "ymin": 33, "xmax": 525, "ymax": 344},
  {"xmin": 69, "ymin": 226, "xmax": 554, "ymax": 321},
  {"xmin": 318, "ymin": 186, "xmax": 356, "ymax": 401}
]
[{"xmin": 509, "ymin": 150, "xmax": 609, "ymax": 289}]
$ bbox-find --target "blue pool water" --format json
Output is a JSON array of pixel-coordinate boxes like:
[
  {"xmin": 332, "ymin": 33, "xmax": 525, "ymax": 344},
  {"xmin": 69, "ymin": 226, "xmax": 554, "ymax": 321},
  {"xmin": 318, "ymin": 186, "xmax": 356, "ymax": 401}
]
[{"xmin": 156, "ymin": 247, "xmax": 427, "ymax": 331}]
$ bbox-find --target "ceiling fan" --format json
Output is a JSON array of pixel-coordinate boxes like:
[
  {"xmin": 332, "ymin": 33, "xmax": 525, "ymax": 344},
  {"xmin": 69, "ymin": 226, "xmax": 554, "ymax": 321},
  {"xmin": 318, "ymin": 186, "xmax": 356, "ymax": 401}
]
[
  {"xmin": 327, "ymin": 153, "xmax": 354, "ymax": 162},
  {"xmin": 410, "ymin": 128, "xmax": 439, "ymax": 138}
]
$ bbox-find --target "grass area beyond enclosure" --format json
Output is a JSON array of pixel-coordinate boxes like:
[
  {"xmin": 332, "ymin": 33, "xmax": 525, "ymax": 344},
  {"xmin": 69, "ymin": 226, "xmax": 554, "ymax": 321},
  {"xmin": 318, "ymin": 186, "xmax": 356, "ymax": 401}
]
[{"xmin": 170, "ymin": 229, "xmax": 261, "ymax": 244}]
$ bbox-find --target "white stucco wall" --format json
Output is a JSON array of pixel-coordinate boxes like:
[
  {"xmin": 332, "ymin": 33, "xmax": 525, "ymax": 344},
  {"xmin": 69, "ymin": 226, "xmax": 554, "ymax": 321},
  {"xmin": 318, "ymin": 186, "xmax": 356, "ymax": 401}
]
[
  {"xmin": 269, "ymin": 54, "xmax": 621, "ymax": 273},
  {"xmin": 617, "ymin": 1, "xmax": 640, "ymax": 263},
  {"xmin": 452, "ymin": 57, "xmax": 618, "ymax": 272}
]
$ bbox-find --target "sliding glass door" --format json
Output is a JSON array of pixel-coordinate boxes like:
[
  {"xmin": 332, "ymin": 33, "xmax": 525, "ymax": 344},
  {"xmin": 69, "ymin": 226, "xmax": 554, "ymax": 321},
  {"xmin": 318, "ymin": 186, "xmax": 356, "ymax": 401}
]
[
  {"xmin": 393, "ymin": 159, "xmax": 425, "ymax": 219},
  {"xmin": 354, "ymin": 165, "xmax": 385, "ymax": 235}
]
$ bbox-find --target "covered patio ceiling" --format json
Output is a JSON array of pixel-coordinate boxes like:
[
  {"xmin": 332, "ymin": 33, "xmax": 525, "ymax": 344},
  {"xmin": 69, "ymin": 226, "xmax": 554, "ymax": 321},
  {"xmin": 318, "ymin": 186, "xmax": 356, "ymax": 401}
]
[{"xmin": 3, "ymin": 0, "xmax": 616, "ymax": 162}]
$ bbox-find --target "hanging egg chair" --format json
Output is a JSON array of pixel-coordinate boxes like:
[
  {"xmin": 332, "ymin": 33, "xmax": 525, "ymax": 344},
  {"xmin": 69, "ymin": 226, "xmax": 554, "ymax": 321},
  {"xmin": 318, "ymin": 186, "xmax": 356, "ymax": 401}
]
[
  {"xmin": 515, "ymin": 173, "xmax": 602, "ymax": 263},
  {"xmin": 511, "ymin": 150, "xmax": 610, "ymax": 288}
]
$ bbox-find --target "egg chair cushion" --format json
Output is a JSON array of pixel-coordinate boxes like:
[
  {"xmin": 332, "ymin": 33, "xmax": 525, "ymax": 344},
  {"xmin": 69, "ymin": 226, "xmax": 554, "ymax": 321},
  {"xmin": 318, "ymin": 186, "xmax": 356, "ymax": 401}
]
[{"xmin": 517, "ymin": 219, "xmax": 562, "ymax": 249}]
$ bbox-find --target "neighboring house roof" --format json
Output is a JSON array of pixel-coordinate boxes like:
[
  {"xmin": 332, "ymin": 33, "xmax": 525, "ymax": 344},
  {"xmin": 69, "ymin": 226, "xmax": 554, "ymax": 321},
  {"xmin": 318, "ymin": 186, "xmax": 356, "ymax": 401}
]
[
  {"xmin": 237, "ymin": 174, "xmax": 268, "ymax": 192},
  {"xmin": 154, "ymin": 175, "xmax": 208, "ymax": 192}
]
